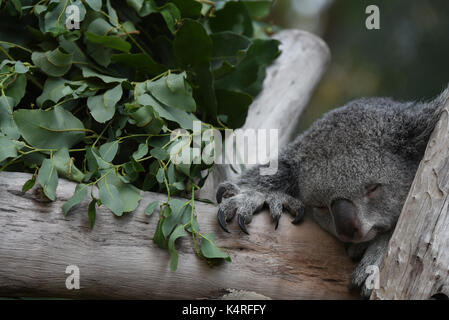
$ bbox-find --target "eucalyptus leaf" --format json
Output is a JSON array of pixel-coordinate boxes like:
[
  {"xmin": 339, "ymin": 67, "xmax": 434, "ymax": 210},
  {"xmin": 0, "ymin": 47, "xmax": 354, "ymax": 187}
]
[
  {"xmin": 31, "ymin": 48, "xmax": 73, "ymax": 77},
  {"xmin": 168, "ymin": 224, "xmax": 187, "ymax": 271},
  {"xmin": 88, "ymin": 198, "xmax": 97, "ymax": 228},
  {"xmin": 0, "ymin": 95, "xmax": 20, "ymax": 139},
  {"xmin": 14, "ymin": 108, "xmax": 85, "ymax": 149},
  {"xmin": 4, "ymin": 74, "xmax": 26, "ymax": 106},
  {"xmin": 85, "ymin": 32, "xmax": 131, "ymax": 53},
  {"xmin": 147, "ymin": 73, "xmax": 196, "ymax": 112},
  {"xmin": 98, "ymin": 175, "xmax": 124, "ymax": 216},
  {"xmin": 201, "ymin": 233, "xmax": 231, "ymax": 261},
  {"xmin": 85, "ymin": 0, "xmax": 102, "ymax": 11},
  {"xmin": 87, "ymin": 84, "xmax": 123, "ymax": 123},
  {"xmin": 37, "ymin": 158, "xmax": 59, "ymax": 201},
  {"xmin": 0, "ymin": 136, "xmax": 18, "ymax": 162},
  {"xmin": 99, "ymin": 141, "xmax": 119, "ymax": 162},
  {"xmin": 132, "ymin": 143, "xmax": 148, "ymax": 160},
  {"xmin": 53, "ymin": 147, "xmax": 85, "ymax": 182},
  {"xmin": 145, "ymin": 200, "xmax": 159, "ymax": 216},
  {"xmin": 62, "ymin": 183, "xmax": 88, "ymax": 215},
  {"xmin": 173, "ymin": 19, "xmax": 211, "ymax": 68},
  {"xmin": 21, "ymin": 177, "xmax": 36, "ymax": 193}
]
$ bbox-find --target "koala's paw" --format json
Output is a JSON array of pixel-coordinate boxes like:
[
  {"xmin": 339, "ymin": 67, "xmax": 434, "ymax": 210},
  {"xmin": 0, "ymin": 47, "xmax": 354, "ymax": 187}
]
[
  {"xmin": 350, "ymin": 265, "xmax": 373, "ymax": 299},
  {"xmin": 216, "ymin": 181, "xmax": 305, "ymax": 234},
  {"xmin": 349, "ymin": 245, "xmax": 385, "ymax": 299}
]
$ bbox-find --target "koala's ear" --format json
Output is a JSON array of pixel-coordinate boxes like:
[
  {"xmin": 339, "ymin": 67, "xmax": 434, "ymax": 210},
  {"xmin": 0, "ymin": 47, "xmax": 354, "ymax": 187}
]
[{"xmin": 391, "ymin": 85, "xmax": 449, "ymax": 160}]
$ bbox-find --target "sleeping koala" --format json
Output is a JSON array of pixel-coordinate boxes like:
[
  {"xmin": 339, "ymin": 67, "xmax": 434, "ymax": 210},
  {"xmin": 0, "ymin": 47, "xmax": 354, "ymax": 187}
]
[{"xmin": 215, "ymin": 85, "xmax": 449, "ymax": 298}]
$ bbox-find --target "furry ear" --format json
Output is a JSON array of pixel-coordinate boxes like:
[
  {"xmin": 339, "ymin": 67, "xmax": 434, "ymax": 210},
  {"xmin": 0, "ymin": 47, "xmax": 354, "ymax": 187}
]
[{"xmin": 392, "ymin": 85, "xmax": 449, "ymax": 160}]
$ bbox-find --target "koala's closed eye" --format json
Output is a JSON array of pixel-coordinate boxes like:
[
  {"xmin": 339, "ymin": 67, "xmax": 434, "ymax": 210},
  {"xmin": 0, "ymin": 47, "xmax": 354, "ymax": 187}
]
[
  {"xmin": 314, "ymin": 205, "xmax": 329, "ymax": 212},
  {"xmin": 365, "ymin": 183, "xmax": 381, "ymax": 198}
]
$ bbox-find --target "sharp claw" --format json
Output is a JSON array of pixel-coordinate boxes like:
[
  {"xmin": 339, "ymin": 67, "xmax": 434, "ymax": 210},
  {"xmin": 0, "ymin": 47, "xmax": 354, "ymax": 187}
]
[
  {"xmin": 274, "ymin": 215, "xmax": 280, "ymax": 230},
  {"xmin": 291, "ymin": 206, "xmax": 305, "ymax": 225},
  {"xmin": 216, "ymin": 186, "xmax": 226, "ymax": 204},
  {"xmin": 217, "ymin": 209, "xmax": 230, "ymax": 233},
  {"xmin": 238, "ymin": 215, "xmax": 249, "ymax": 235}
]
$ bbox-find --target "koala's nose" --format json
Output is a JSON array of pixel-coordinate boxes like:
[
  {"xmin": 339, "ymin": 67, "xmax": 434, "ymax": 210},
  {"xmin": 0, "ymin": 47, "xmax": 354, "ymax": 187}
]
[{"xmin": 330, "ymin": 198, "xmax": 362, "ymax": 241}]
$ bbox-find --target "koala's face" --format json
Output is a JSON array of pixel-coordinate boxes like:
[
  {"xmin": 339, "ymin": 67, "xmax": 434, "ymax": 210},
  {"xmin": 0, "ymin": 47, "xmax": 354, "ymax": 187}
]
[{"xmin": 296, "ymin": 102, "xmax": 419, "ymax": 243}]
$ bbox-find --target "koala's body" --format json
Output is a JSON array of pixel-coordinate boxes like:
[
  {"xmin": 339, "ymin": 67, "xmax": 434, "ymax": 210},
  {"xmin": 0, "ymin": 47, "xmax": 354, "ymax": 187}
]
[{"xmin": 216, "ymin": 86, "xmax": 449, "ymax": 298}]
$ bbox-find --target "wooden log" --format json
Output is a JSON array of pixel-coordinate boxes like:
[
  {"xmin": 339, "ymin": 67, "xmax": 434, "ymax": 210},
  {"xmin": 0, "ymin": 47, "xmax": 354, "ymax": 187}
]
[
  {"xmin": 371, "ymin": 94, "xmax": 449, "ymax": 299},
  {"xmin": 0, "ymin": 171, "xmax": 357, "ymax": 299}
]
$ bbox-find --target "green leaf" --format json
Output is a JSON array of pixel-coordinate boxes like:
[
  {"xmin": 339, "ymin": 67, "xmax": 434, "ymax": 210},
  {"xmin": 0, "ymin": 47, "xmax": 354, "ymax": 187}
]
[
  {"xmin": 53, "ymin": 147, "xmax": 85, "ymax": 183},
  {"xmin": 10, "ymin": 0, "xmax": 22, "ymax": 15},
  {"xmin": 88, "ymin": 198, "xmax": 97, "ymax": 228},
  {"xmin": 162, "ymin": 199, "xmax": 188, "ymax": 236},
  {"xmin": 136, "ymin": 94, "xmax": 198, "ymax": 130},
  {"xmin": 103, "ymin": 170, "xmax": 141, "ymax": 213},
  {"xmin": 62, "ymin": 183, "xmax": 88, "ymax": 215},
  {"xmin": 87, "ymin": 84, "xmax": 123, "ymax": 123},
  {"xmin": 0, "ymin": 136, "xmax": 18, "ymax": 162},
  {"xmin": 14, "ymin": 108, "xmax": 85, "ymax": 149},
  {"xmin": 168, "ymin": 224, "xmax": 187, "ymax": 271},
  {"xmin": 37, "ymin": 158, "xmax": 59, "ymax": 201},
  {"xmin": 81, "ymin": 67, "xmax": 127, "ymax": 84},
  {"xmin": 153, "ymin": 218, "xmax": 167, "ymax": 249},
  {"xmin": 167, "ymin": 163, "xmax": 176, "ymax": 184},
  {"xmin": 31, "ymin": 48, "xmax": 73, "ymax": 77},
  {"xmin": 85, "ymin": 0, "xmax": 102, "ymax": 11},
  {"xmin": 85, "ymin": 32, "xmax": 131, "ymax": 53},
  {"xmin": 86, "ymin": 147, "xmax": 112, "ymax": 171},
  {"xmin": 106, "ymin": 0, "xmax": 119, "ymax": 26},
  {"xmin": 99, "ymin": 141, "xmax": 119, "ymax": 162},
  {"xmin": 171, "ymin": 0, "xmax": 202, "ymax": 19},
  {"xmin": 173, "ymin": 182, "xmax": 185, "ymax": 190},
  {"xmin": 4, "ymin": 74, "xmax": 26, "ymax": 106},
  {"xmin": 215, "ymin": 89, "xmax": 252, "ymax": 128},
  {"xmin": 22, "ymin": 177, "xmax": 36, "ymax": 193},
  {"xmin": 0, "ymin": 95, "xmax": 20, "ymax": 139},
  {"xmin": 209, "ymin": 1, "xmax": 253, "ymax": 37},
  {"xmin": 210, "ymin": 31, "xmax": 251, "ymax": 68},
  {"xmin": 126, "ymin": 0, "xmax": 144, "ymax": 12},
  {"xmin": 156, "ymin": 167, "xmax": 165, "ymax": 183},
  {"xmin": 36, "ymin": 78, "xmax": 71, "ymax": 108},
  {"xmin": 147, "ymin": 73, "xmax": 196, "ymax": 112},
  {"xmin": 173, "ymin": 19, "xmax": 212, "ymax": 68},
  {"xmin": 150, "ymin": 147, "xmax": 168, "ymax": 161},
  {"xmin": 214, "ymin": 38, "xmax": 280, "ymax": 96},
  {"xmin": 132, "ymin": 143, "xmax": 148, "ymax": 160},
  {"xmin": 200, "ymin": 233, "xmax": 231, "ymax": 261},
  {"xmin": 98, "ymin": 175, "xmax": 123, "ymax": 216},
  {"xmin": 14, "ymin": 61, "xmax": 29, "ymax": 74},
  {"xmin": 190, "ymin": 63, "xmax": 217, "ymax": 120},
  {"xmin": 41, "ymin": 0, "xmax": 66, "ymax": 34},
  {"xmin": 243, "ymin": 0, "xmax": 273, "ymax": 19},
  {"xmin": 159, "ymin": 2, "xmax": 181, "ymax": 33},
  {"xmin": 111, "ymin": 53, "xmax": 166, "ymax": 76},
  {"xmin": 144, "ymin": 200, "xmax": 159, "ymax": 216},
  {"xmin": 129, "ymin": 104, "xmax": 164, "ymax": 133}
]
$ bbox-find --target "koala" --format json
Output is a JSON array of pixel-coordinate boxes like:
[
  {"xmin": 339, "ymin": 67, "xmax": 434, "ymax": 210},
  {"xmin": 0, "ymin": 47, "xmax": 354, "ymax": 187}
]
[{"xmin": 216, "ymin": 85, "xmax": 449, "ymax": 298}]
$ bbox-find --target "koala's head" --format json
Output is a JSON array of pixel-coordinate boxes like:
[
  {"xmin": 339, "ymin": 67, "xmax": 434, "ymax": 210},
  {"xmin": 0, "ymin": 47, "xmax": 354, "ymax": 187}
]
[{"xmin": 294, "ymin": 97, "xmax": 436, "ymax": 243}]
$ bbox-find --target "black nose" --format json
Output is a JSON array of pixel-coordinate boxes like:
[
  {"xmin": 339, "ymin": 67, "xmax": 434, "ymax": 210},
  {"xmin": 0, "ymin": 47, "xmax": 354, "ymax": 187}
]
[{"xmin": 330, "ymin": 198, "xmax": 362, "ymax": 241}]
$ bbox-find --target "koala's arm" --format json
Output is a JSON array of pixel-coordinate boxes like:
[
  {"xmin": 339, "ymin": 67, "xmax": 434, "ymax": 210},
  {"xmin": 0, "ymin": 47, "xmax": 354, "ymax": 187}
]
[
  {"xmin": 350, "ymin": 231, "xmax": 392, "ymax": 299},
  {"xmin": 216, "ymin": 145, "xmax": 305, "ymax": 234}
]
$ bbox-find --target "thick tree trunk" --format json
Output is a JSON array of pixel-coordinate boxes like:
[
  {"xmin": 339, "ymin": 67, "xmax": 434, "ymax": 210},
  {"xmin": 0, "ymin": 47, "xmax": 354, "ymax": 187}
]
[
  {"xmin": 371, "ymin": 96, "xmax": 449, "ymax": 299},
  {"xmin": 0, "ymin": 30, "xmax": 358, "ymax": 299}
]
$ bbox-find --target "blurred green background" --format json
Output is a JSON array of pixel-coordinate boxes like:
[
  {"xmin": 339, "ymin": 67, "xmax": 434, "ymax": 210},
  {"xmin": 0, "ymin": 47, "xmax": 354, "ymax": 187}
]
[{"xmin": 265, "ymin": 0, "xmax": 449, "ymax": 132}]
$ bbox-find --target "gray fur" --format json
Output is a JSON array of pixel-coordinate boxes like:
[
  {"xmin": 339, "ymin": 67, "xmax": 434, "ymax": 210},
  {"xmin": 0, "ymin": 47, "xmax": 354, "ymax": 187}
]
[{"xmin": 216, "ymin": 85, "xmax": 449, "ymax": 298}]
